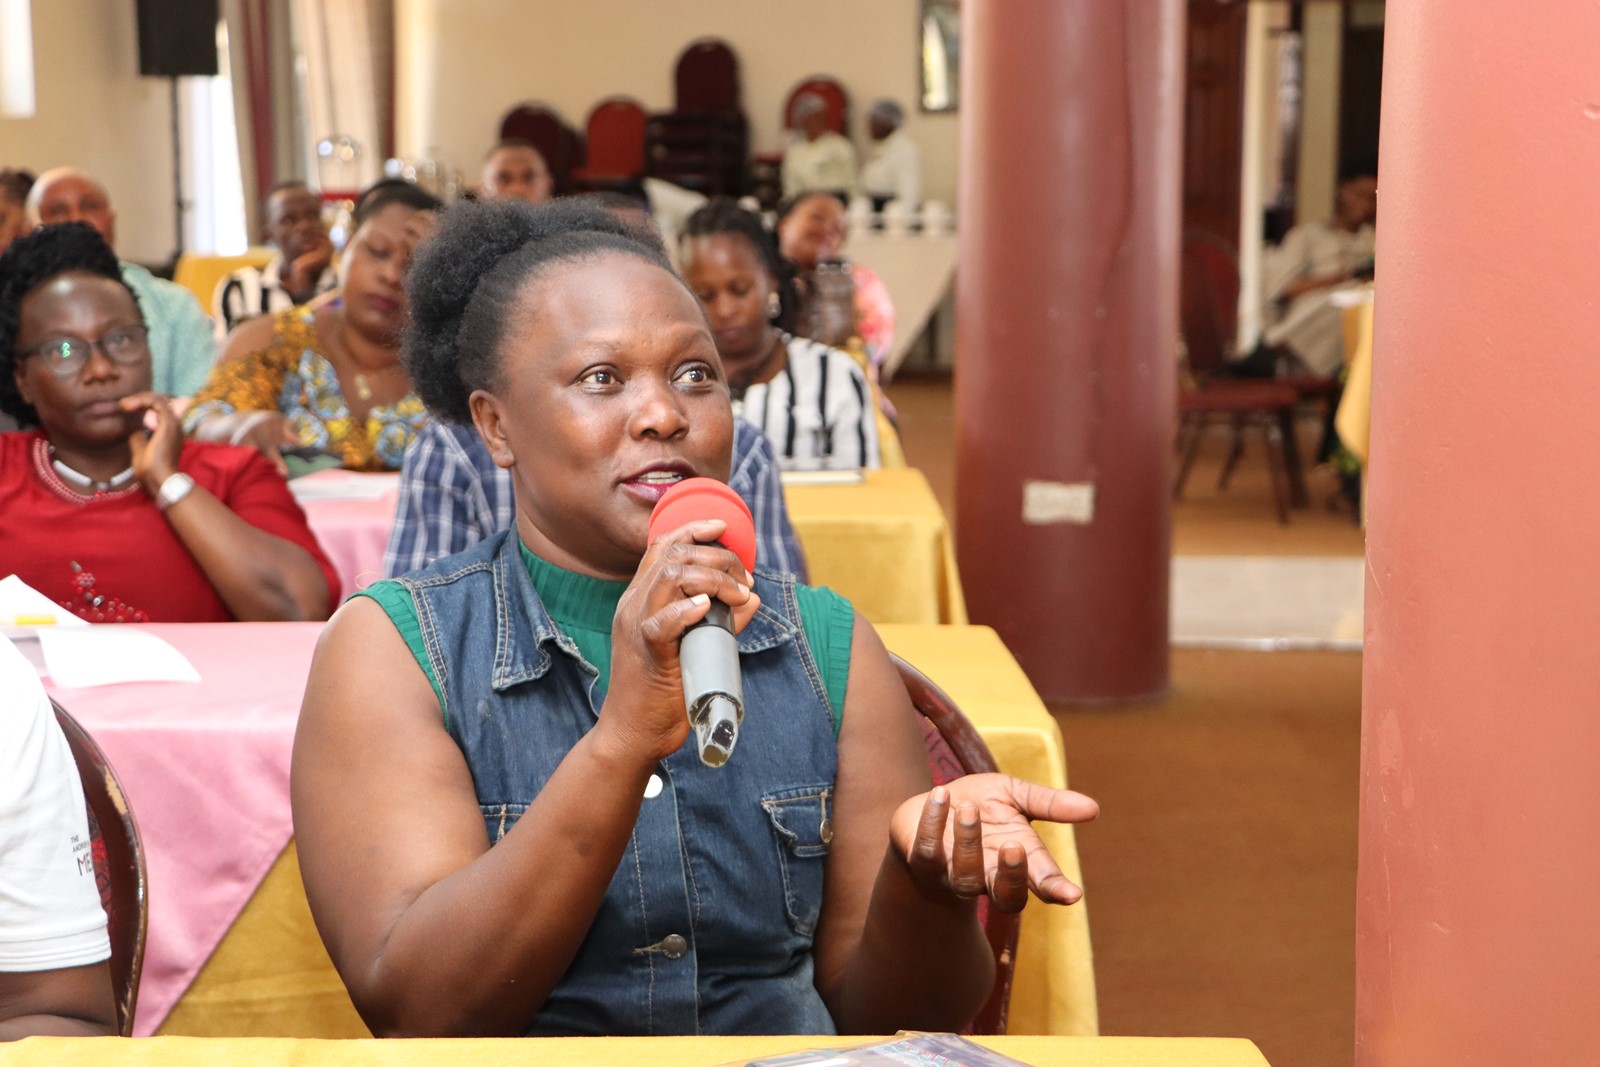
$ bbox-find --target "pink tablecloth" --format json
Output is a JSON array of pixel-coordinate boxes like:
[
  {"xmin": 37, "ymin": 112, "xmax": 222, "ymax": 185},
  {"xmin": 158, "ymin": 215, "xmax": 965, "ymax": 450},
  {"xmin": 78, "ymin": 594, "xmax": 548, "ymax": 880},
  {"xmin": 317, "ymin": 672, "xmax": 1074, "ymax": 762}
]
[
  {"xmin": 290, "ymin": 472, "xmax": 400, "ymax": 599},
  {"xmin": 43, "ymin": 623, "xmax": 322, "ymax": 1037}
]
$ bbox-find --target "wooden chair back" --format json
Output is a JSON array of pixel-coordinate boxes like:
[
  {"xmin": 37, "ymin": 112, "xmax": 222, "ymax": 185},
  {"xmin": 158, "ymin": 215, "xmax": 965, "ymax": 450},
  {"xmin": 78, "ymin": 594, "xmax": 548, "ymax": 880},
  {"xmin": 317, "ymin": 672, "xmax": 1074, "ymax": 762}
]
[
  {"xmin": 785, "ymin": 76, "xmax": 850, "ymax": 136},
  {"xmin": 580, "ymin": 97, "xmax": 648, "ymax": 179},
  {"xmin": 1180, "ymin": 231, "xmax": 1241, "ymax": 378},
  {"xmin": 892, "ymin": 655, "xmax": 1020, "ymax": 1036},
  {"xmin": 51, "ymin": 702, "xmax": 147, "ymax": 1037},
  {"xmin": 499, "ymin": 103, "xmax": 583, "ymax": 195},
  {"xmin": 674, "ymin": 37, "xmax": 741, "ymax": 113}
]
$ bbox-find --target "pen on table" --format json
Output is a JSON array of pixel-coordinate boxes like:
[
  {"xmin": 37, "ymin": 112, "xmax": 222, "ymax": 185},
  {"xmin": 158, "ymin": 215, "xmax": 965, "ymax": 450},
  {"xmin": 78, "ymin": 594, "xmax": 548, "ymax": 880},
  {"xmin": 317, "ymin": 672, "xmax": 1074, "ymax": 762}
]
[{"xmin": 1, "ymin": 615, "xmax": 60, "ymax": 626}]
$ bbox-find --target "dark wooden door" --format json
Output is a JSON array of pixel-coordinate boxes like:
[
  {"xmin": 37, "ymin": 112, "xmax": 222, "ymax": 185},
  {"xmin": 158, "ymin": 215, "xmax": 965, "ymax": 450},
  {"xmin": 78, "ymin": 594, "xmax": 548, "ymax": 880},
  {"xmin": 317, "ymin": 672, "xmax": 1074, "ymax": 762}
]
[
  {"xmin": 1339, "ymin": 12, "xmax": 1384, "ymax": 177},
  {"xmin": 1182, "ymin": 0, "xmax": 1246, "ymax": 248}
]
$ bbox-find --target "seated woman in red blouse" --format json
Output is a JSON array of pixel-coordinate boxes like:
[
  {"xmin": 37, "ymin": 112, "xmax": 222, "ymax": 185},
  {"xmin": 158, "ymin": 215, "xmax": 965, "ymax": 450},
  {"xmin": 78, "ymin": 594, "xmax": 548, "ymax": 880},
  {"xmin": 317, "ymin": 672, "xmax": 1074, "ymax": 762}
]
[{"xmin": 0, "ymin": 223, "xmax": 337, "ymax": 622}]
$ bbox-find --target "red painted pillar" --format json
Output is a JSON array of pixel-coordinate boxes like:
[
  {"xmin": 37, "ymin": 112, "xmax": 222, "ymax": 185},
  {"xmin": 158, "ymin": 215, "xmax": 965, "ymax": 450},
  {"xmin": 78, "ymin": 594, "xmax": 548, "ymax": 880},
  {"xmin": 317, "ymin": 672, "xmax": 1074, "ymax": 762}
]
[
  {"xmin": 1357, "ymin": 3, "xmax": 1600, "ymax": 1065},
  {"xmin": 955, "ymin": 0, "xmax": 1182, "ymax": 702}
]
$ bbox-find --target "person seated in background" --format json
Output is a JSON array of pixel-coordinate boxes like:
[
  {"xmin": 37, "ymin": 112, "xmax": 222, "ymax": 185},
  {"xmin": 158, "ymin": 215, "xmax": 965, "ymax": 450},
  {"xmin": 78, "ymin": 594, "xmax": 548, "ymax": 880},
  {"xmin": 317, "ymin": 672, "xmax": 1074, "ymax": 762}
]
[
  {"xmin": 292, "ymin": 198, "xmax": 1098, "ymax": 1038},
  {"xmin": 858, "ymin": 99, "xmax": 921, "ymax": 213},
  {"xmin": 781, "ymin": 93, "xmax": 857, "ymax": 198},
  {"xmin": 185, "ymin": 179, "xmax": 439, "ymax": 473},
  {"xmin": 776, "ymin": 191, "xmax": 896, "ymax": 375},
  {"xmin": 0, "ymin": 168, "xmax": 33, "ymax": 257},
  {"xmin": 27, "ymin": 167, "xmax": 216, "ymax": 397},
  {"xmin": 682, "ymin": 200, "xmax": 879, "ymax": 471},
  {"xmin": 1261, "ymin": 168, "xmax": 1377, "ymax": 378},
  {"xmin": 480, "ymin": 139, "xmax": 554, "ymax": 205},
  {"xmin": 0, "ymin": 169, "xmax": 32, "ymax": 433},
  {"xmin": 0, "ymin": 636, "xmax": 117, "ymax": 1040},
  {"xmin": 0, "ymin": 224, "xmax": 335, "ymax": 622},
  {"xmin": 213, "ymin": 180, "xmax": 337, "ymax": 338}
]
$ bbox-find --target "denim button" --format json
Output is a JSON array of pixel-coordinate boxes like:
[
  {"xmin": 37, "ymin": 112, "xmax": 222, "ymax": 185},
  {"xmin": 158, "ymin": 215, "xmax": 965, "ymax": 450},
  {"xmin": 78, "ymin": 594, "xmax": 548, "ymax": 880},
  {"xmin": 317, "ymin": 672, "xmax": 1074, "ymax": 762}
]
[
  {"xmin": 644, "ymin": 773, "xmax": 663, "ymax": 799},
  {"xmin": 661, "ymin": 934, "xmax": 687, "ymax": 959}
]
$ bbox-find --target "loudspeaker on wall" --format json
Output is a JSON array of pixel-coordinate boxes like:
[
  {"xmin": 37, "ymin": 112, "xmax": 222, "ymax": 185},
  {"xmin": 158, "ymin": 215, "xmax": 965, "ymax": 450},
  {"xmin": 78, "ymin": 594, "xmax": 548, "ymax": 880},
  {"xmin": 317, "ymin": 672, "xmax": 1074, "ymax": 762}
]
[{"xmin": 136, "ymin": 0, "xmax": 220, "ymax": 78}]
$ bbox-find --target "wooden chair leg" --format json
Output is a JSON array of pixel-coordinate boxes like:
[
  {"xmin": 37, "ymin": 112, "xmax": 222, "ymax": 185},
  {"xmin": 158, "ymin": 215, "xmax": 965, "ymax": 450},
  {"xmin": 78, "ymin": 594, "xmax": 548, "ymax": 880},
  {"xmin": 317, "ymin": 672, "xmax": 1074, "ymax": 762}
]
[
  {"xmin": 1174, "ymin": 411, "xmax": 1206, "ymax": 499},
  {"xmin": 1217, "ymin": 414, "xmax": 1246, "ymax": 490},
  {"xmin": 1259, "ymin": 413, "xmax": 1293, "ymax": 524},
  {"xmin": 1278, "ymin": 407, "xmax": 1310, "ymax": 508}
]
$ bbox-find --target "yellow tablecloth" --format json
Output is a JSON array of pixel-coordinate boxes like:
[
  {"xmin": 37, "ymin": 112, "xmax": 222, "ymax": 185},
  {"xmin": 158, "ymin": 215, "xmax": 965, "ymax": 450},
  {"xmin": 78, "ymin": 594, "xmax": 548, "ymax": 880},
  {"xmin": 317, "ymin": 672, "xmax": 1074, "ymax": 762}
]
[
  {"xmin": 1334, "ymin": 297, "xmax": 1375, "ymax": 468},
  {"xmin": 9, "ymin": 1035, "xmax": 1273, "ymax": 1066},
  {"xmin": 786, "ymin": 468, "xmax": 968, "ymax": 626},
  {"xmin": 160, "ymin": 626, "xmax": 1091, "ymax": 1039}
]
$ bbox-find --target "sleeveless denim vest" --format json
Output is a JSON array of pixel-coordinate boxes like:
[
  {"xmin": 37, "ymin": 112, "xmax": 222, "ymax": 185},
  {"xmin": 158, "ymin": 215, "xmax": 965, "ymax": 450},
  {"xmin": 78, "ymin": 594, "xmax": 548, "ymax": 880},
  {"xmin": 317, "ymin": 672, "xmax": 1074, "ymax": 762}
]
[{"xmin": 396, "ymin": 531, "xmax": 840, "ymax": 1036}]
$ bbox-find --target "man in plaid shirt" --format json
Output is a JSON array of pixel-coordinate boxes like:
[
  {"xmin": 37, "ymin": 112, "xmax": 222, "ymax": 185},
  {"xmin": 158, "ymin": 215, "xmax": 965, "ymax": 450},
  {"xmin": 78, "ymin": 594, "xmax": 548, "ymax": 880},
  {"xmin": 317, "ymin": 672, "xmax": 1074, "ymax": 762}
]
[{"xmin": 384, "ymin": 418, "xmax": 807, "ymax": 581}]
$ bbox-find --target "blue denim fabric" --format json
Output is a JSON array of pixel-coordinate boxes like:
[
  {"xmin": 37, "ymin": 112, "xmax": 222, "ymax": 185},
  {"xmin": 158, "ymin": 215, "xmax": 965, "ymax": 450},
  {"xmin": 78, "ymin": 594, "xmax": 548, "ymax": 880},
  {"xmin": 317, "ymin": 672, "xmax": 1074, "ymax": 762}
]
[{"xmin": 395, "ymin": 530, "xmax": 839, "ymax": 1036}]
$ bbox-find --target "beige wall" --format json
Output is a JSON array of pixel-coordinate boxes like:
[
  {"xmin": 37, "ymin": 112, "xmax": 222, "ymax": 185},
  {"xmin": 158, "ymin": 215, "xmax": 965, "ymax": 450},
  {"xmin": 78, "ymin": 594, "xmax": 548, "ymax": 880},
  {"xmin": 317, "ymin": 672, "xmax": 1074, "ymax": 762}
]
[
  {"xmin": 1296, "ymin": 2, "xmax": 1343, "ymax": 226},
  {"xmin": 396, "ymin": 0, "xmax": 959, "ymax": 206},
  {"xmin": 0, "ymin": 0, "xmax": 178, "ymax": 264}
]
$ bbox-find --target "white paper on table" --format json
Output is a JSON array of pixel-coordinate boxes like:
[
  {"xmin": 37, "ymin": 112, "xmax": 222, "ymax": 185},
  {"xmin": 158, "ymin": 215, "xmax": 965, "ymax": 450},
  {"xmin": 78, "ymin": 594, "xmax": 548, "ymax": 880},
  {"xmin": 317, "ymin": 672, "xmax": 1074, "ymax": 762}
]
[
  {"xmin": 37, "ymin": 628, "xmax": 202, "ymax": 688},
  {"xmin": 780, "ymin": 469, "xmax": 867, "ymax": 486},
  {"xmin": 0, "ymin": 573, "xmax": 90, "ymax": 630},
  {"xmin": 287, "ymin": 472, "xmax": 401, "ymax": 501},
  {"xmin": 1328, "ymin": 285, "xmax": 1375, "ymax": 309}
]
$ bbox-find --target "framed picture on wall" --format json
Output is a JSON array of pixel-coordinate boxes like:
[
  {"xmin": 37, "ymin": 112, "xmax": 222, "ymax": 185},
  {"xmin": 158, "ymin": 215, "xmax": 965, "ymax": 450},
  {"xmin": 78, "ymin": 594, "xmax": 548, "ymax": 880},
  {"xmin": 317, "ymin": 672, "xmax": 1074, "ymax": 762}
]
[{"xmin": 920, "ymin": 0, "xmax": 959, "ymax": 113}]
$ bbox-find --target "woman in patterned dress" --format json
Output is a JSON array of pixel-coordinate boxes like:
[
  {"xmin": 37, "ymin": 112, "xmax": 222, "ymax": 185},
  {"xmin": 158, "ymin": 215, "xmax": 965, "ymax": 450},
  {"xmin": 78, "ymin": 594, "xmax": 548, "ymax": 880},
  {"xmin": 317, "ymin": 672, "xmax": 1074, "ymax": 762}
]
[{"xmin": 185, "ymin": 180, "xmax": 440, "ymax": 472}]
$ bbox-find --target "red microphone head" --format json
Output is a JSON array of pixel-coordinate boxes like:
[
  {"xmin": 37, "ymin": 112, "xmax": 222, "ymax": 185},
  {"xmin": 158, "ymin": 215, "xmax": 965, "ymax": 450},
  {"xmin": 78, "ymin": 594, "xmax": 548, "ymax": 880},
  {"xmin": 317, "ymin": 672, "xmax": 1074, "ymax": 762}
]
[{"xmin": 647, "ymin": 478, "xmax": 757, "ymax": 574}]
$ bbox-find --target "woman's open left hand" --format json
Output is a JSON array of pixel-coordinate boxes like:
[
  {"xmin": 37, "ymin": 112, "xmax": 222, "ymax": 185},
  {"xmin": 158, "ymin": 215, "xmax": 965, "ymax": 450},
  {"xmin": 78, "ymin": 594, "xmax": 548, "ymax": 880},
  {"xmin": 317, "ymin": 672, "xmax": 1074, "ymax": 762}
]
[
  {"xmin": 122, "ymin": 392, "xmax": 184, "ymax": 496},
  {"xmin": 601, "ymin": 518, "xmax": 761, "ymax": 763},
  {"xmin": 889, "ymin": 775, "xmax": 1100, "ymax": 914}
]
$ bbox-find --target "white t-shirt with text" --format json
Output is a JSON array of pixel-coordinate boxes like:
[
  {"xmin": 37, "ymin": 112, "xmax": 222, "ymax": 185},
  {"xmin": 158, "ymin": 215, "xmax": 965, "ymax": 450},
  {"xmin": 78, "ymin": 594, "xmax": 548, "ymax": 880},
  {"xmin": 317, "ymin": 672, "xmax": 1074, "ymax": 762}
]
[{"xmin": 0, "ymin": 636, "xmax": 111, "ymax": 972}]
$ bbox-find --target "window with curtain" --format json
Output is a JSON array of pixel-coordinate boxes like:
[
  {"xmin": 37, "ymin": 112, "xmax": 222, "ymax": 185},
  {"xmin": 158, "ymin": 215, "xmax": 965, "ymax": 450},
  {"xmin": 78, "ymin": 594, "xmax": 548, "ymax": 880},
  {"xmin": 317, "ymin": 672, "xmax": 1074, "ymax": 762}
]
[
  {"xmin": 0, "ymin": 0, "xmax": 35, "ymax": 118},
  {"xmin": 179, "ymin": 17, "xmax": 249, "ymax": 253},
  {"xmin": 292, "ymin": 0, "xmax": 393, "ymax": 198}
]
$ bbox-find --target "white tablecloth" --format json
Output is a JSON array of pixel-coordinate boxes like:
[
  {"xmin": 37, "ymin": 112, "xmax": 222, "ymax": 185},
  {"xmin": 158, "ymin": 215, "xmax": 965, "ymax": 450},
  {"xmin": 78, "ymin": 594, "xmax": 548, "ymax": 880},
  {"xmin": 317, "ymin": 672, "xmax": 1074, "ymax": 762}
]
[{"xmin": 849, "ymin": 233, "xmax": 959, "ymax": 378}]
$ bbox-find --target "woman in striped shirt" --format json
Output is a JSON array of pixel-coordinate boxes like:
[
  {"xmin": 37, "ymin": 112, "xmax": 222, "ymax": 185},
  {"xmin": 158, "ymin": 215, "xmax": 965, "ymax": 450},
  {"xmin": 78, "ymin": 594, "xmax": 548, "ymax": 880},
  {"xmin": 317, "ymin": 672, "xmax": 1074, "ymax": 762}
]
[{"xmin": 681, "ymin": 201, "xmax": 880, "ymax": 472}]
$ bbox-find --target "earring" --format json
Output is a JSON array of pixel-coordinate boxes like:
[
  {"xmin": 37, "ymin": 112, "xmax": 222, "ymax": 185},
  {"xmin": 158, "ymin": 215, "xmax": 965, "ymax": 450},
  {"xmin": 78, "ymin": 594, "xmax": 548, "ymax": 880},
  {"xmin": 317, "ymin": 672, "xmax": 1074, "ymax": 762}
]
[{"xmin": 767, "ymin": 291, "xmax": 782, "ymax": 320}]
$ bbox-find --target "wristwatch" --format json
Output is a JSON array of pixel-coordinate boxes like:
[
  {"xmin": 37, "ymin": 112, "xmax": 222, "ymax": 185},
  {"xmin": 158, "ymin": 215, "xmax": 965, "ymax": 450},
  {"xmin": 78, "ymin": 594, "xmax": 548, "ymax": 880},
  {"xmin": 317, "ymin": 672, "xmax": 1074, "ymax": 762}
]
[{"xmin": 156, "ymin": 472, "xmax": 197, "ymax": 511}]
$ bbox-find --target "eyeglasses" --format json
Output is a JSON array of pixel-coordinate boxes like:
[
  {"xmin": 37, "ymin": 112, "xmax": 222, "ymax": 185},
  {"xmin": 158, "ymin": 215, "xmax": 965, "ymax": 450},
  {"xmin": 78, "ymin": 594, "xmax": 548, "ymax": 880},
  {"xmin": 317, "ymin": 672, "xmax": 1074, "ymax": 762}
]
[{"xmin": 20, "ymin": 324, "xmax": 150, "ymax": 378}]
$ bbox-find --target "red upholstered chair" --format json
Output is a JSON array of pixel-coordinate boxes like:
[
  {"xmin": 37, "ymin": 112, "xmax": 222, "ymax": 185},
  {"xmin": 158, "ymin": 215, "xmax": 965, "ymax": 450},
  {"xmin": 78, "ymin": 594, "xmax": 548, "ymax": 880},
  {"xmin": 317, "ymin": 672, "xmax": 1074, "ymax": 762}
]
[
  {"xmin": 1176, "ymin": 232, "xmax": 1307, "ymax": 522},
  {"xmin": 1192, "ymin": 229, "xmax": 1339, "ymax": 428},
  {"xmin": 1175, "ymin": 383, "xmax": 1302, "ymax": 524},
  {"xmin": 498, "ymin": 103, "xmax": 584, "ymax": 196},
  {"xmin": 571, "ymin": 97, "xmax": 648, "ymax": 191},
  {"xmin": 784, "ymin": 76, "xmax": 850, "ymax": 136},
  {"xmin": 893, "ymin": 655, "xmax": 1020, "ymax": 1036},
  {"xmin": 52, "ymin": 702, "xmax": 147, "ymax": 1037},
  {"xmin": 674, "ymin": 37, "xmax": 741, "ymax": 112}
]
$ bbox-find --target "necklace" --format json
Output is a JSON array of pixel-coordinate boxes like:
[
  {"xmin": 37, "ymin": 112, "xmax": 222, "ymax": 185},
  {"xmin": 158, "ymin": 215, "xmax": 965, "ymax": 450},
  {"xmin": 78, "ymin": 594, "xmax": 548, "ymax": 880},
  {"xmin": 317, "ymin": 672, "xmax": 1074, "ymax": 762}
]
[
  {"xmin": 335, "ymin": 313, "xmax": 390, "ymax": 404},
  {"xmin": 50, "ymin": 447, "xmax": 136, "ymax": 493}
]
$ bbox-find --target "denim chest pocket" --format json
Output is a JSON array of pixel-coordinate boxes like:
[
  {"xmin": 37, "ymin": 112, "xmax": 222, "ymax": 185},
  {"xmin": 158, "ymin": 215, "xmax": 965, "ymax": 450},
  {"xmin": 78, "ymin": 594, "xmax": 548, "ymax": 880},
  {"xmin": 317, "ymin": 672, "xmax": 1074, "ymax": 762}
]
[
  {"xmin": 481, "ymin": 802, "xmax": 530, "ymax": 845},
  {"xmin": 761, "ymin": 785, "xmax": 834, "ymax": 938}
]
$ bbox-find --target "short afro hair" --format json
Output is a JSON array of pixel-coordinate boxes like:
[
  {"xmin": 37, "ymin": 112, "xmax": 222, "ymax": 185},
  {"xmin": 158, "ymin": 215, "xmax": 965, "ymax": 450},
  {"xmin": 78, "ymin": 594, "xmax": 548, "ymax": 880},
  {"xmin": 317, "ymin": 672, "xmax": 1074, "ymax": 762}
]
[
  {"xmin": 0, "ymin": 222, "xmax": 140, "ymax": 427},
  {"xmin": 401, "ymin": 198, "xmax": 681, "ymax": 425},
  {"xmin": 681, "ymin": 198, "xmax": 800, "ymax": 333}
]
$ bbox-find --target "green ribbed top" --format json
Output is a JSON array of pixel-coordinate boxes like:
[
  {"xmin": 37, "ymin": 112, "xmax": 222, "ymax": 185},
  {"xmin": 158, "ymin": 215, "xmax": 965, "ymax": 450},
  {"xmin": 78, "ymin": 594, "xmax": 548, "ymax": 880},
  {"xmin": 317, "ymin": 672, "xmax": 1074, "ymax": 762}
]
[{"xmin": 357, "ymin": 542, "xmax": 853, "ymax": 733}]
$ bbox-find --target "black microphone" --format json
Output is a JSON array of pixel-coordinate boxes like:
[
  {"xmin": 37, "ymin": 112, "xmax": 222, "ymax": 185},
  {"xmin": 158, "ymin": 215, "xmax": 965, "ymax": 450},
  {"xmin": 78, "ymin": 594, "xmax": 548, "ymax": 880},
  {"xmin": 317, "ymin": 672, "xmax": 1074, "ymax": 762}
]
[{"xmin": 647, "ymin": 478, "xmax": 757, "ymax": 767}]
